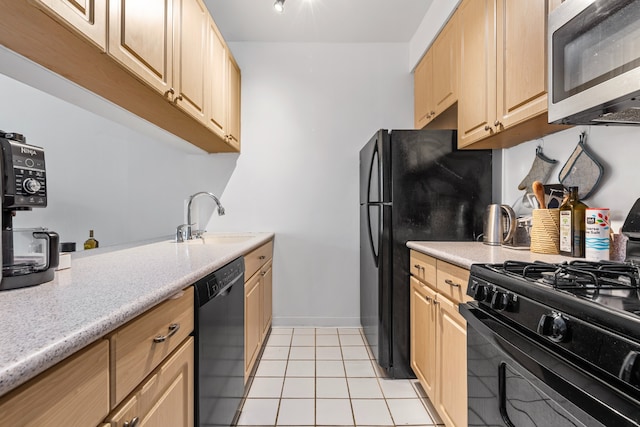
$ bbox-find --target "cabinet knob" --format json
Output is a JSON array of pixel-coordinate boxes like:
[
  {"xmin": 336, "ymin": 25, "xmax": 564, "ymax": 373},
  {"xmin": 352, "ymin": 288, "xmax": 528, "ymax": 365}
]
[
  {"xmin": 259, "ymin": 255, "xmax": 266, "ymax": 260},
  {"xmin": 173, "ymin": 94, "xmax": 184, "ymax": 104},
  {"xmin": 494, "ymin": 120, "xmax": 502, "ymax": 127},
  {"xmin": 261, "ymin": 271, "xmax": 267, "ymax": 276},
  {"xmin": 124, "ymin": 417, "xmax": 140, "ymax": 427},
  {"xmin": 153, "ymin": 323, "xmax": 180, "ymax": 343},
  {"xmin": 484, "ymin": 125, "xmax": 492, "ymax": 131},
  {"xmin": 430, "ymin": 110, "xmax": 435, "ymax": 116},
  {"xmin": 164, "ymin": 87, "xmax": 175, "ymax": 98}
]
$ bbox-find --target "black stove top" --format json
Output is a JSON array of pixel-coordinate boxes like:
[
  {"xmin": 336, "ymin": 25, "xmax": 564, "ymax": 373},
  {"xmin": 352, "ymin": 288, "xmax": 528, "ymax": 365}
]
[
  {"xmin": 477, "ymin": 260, "xmax": 640, "ymax": 319},
  {"xmin": 468, "ymin": 260, "xmax": 640, "ymax": 395}
]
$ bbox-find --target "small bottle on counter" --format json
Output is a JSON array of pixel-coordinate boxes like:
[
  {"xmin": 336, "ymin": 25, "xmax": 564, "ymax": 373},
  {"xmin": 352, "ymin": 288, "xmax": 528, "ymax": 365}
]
[
  {"xmin": 84, "ymin": 229, "xmax": 99, "ymax": 250},
  {"xmin": 559, "ymin": 187, "xmax": 587, "ymax": 257}
]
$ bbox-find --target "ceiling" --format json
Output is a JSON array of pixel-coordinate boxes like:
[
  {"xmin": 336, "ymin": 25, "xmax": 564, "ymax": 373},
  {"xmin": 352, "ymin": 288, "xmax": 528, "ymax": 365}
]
[{"xmin": 203, "ymin": 0, "xmax": 433, "ymax": 43}]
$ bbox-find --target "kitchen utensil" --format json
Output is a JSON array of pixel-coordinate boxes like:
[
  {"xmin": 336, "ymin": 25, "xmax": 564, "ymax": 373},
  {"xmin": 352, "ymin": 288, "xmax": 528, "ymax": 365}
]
[
  {"xmin": 502, "ymin": 216, "xmax": 532, "ymax": 249},
  {"xmin": 483, "ymin": 204, "xmax": 516, "ymax": 246},
  {"xmin": 558, "ymin": 132, "xmax": 604, "ymax": 200},
  {"xmin": 532, "ymin": 181, "xmax": 546, "ymax": 209}
]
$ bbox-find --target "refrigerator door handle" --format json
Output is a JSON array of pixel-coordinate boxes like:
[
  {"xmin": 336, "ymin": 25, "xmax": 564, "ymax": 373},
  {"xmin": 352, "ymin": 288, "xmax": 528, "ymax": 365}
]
[
  {"xmin": 367, "ymin": 204, "xmax": 379, "ymax": 268},
  {"xmin": 367, "ymin": 144, "xmax": 381, "ymax": 204}
]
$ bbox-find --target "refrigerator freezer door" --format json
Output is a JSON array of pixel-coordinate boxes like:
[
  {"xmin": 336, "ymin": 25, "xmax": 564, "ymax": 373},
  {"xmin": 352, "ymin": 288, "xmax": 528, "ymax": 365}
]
[{"xmin": 359, "ymin": 130, "xmax": 391, "ymax": 204}]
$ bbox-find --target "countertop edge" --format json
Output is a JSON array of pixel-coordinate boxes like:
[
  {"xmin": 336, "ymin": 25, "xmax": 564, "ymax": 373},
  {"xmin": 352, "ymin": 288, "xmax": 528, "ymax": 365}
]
[{"xmin": 0, "ymin": 232, "xmax": 275, "ymax": 397}]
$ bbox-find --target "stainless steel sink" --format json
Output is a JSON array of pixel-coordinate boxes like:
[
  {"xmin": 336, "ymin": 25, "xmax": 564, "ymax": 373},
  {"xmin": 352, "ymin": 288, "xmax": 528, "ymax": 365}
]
[{"xmin": 171, "ymin": 233, "xmax": 256, "ymax": 245}]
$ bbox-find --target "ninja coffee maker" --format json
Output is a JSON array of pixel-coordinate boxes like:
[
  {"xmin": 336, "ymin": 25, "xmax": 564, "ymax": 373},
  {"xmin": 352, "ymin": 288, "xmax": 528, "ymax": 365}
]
[{"xmin": 0, "ymin": 132, "xmax": 59, "ymax": 290}]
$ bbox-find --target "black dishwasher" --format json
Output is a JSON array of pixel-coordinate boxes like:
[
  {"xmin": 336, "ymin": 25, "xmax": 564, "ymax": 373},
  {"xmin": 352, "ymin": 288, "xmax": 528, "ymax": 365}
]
[{"xmin": 194, "ymin": 257, "xmax": 245, "ymax": 427}]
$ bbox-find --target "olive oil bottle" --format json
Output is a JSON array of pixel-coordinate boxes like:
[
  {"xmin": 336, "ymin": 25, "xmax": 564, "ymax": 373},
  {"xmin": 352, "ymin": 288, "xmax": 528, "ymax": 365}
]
[
  {"xmin": 559, "ymin": 187, "xmax": 587, "ymax": 257},
  {"xmin": 84, "ymin": 229, "xmax": 99, "ymax": 250}
]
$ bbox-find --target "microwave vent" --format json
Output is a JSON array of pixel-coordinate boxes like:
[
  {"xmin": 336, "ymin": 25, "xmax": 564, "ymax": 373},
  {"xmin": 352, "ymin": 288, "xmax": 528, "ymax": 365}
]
[{"xmin": 591, "ymin": 108, "xmax": 640, "ymax": 125}]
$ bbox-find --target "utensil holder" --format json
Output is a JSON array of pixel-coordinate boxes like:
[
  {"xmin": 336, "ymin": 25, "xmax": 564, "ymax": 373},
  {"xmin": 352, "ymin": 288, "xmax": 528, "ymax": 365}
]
[{"xmin": 530, "ymin": 209, "xmax": 560, "ymax": 254}]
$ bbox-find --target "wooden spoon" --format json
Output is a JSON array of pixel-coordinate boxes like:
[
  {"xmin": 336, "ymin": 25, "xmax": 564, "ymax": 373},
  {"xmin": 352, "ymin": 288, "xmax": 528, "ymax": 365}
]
[{"xmin": 532, "ymin": 181, "xmax": 546, "ymax": 209}]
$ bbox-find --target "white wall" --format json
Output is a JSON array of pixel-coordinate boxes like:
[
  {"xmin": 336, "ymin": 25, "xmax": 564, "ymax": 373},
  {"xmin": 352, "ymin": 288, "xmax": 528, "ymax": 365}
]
[
  {"xmin": 207, "ymin": 43, "xmax": 414, "ymax": 326},
  {"xmin": 0, "ymin": 47, "xmax": 237, "ymax": 248},
  {"xmin": 501, "ymin": 125, "xmax": 640, "ymax": 233},
  {"xmin": 408, "ymin": 0, "xmax": 460, "ymax": 70}
]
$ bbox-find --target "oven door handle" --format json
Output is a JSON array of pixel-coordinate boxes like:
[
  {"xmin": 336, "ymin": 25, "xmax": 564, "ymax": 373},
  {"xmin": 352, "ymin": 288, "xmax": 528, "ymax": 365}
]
[{"xmin": 498, "ymin": 363, "xmax": 516, "ymax": 427}]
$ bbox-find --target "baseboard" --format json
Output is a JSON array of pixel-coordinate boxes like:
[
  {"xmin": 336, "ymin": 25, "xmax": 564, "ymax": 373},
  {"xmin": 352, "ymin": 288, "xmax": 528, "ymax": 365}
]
[{"xmin": 272, "ymin": 316, "xmax": 361, "ymax": 328}]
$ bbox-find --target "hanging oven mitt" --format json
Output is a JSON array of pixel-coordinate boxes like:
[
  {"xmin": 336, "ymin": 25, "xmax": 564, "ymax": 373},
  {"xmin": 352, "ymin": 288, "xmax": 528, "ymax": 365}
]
[
  {"xmin": 518, "ymin": 146, "xmax": 558, "ymax": 192},
  {"xmin": 558, "ymin": 132, "xmax": 604, "ymax": 200}
]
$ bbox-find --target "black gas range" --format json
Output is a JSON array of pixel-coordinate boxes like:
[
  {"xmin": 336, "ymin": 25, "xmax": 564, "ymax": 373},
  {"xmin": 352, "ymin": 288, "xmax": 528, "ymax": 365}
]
[{"xmin": 461, "ymin": 259, "xmax": 640, "ymax": 427}]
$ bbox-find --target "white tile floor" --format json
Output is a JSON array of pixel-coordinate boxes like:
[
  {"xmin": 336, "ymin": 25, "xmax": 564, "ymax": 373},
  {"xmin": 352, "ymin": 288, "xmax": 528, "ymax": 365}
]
[{"xmin": 235, "ymin": 327, "xmax": 444, "ymax": 426}]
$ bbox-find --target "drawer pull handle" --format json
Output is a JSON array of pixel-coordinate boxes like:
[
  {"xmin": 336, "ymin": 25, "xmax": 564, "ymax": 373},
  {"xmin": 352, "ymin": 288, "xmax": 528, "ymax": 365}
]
[
  {"xmin": 259, "ymin": 255, "xmax": 266, "ymax": 260},
  {"xmin": 153, "ymin": 323, "xmax": 180, "ymax": 343},
  {"xmin": 124, "ymin": 417, "xmax": 140, "ymax": 427},
  {"xmin": 445, "ymin": 279, "xmax": 461, "ymax": 288}
]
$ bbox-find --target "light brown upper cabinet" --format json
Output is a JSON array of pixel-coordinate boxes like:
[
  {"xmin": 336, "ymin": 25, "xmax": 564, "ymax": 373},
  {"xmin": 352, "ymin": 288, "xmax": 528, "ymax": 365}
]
[
  {"xmin": 414, "ymin": 50, "xmax": 433, "ymax": 129},
  {"xmin": 108, "ymin": 0, "xmax": 208, "ymax": 123},
  {"xmin": 458, "ymin": 0, "xmax": 567, "ymax": 149},
  {"xmin": 227, "ymin": 55, "xmax": 242, "ymax": 149},
  {"xmin": 108, "ymin": 0, "xmax": 174, "ymax": 96},
  {"xmin": 414, "ymin": 12, "xmax": 458, "ymax": 130},
  {"xmin": 173, "ymin": 0, "xmax": 209, "ymax": 123},
  {"xmin": 34, "ymin": 0, "xmax": 107, "ymax": 50},
  {"xmin": 207, "ymin": 19, "xmax": 228, "ymax": 140},
  {"xmin": 431, "ymin": 12, "xmax": 458, "ymax": 119},
  {"xmin": 2, "ymin": 0, "xmax": 239, "ymax": 153}
]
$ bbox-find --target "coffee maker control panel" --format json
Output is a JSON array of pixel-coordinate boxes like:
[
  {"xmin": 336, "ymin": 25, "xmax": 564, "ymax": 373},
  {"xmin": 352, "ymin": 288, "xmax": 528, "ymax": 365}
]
[{"xmin": 0, "ymin": 133, "xmax": 47, "ymax": 209}]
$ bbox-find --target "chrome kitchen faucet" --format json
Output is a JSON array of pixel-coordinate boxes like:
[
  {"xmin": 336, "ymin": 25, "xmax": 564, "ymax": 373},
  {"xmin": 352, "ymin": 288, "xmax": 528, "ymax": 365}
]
[{"xmin": 176, "ymin": 192, "xmax": 225, "ymax": 242}]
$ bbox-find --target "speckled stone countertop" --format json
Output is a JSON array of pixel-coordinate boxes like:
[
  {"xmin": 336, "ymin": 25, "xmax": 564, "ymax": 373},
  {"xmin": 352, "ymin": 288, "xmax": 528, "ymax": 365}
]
[
  {"xmin": 0, "ymin": 232, "xmax": 274, "ymax": 397},
  {"xmin": 407, "ymin": 241, "xmax": 574, "ymax": 269}
]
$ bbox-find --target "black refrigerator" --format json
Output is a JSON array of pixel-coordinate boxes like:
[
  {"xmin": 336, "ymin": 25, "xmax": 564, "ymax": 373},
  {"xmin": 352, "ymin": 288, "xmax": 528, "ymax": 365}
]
[{"xmin": 359, "ymin": 129, "xmax": 492, "ymax": 378}]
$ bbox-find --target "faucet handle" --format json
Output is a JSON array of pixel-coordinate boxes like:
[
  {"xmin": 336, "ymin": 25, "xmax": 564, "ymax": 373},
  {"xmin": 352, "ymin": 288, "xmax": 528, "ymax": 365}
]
[{"xmin": 176, "ymin": 224, "xmax": 189, "ymax": 242}]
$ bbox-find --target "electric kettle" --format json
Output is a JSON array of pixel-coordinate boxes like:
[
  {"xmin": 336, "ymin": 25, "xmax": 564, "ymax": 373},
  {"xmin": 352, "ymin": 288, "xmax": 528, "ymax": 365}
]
[{"xmin": 483, "ymin": 204, "xmax": 516, "ymax": 246}]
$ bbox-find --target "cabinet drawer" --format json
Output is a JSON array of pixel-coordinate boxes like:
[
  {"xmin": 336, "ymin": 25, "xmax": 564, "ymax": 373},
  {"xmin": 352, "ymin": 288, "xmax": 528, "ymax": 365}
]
[
  {"xmin": 436, "ymin": 260, "xmax": 470, "ymax": 304},
  {"xmin": 110, "ymin": 287, "xmax": 194, "ymax": 407},
  {"xmin": 107, "ymin": 337, "xmax": 194, "ymax": 427},
  {"xmin": 245, "ymin": 239, "xmax": 273, "ymax": 280},
  {"xmin": 0, "ymin": 340, "xmax": 109, "ymax": 427},
  {"xmin": 410, "ymin": 250, "xmax": 437, "ymax": 285}
]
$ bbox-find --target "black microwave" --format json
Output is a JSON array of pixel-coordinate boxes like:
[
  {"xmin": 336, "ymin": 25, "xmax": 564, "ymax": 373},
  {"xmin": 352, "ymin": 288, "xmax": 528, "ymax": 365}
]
[{"xmin": 548, "ymin": 0, "xmax": 640, "ymax": 125}]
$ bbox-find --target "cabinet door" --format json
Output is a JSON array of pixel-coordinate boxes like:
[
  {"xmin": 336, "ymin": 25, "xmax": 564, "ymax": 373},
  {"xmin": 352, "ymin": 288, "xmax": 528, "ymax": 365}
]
[
  {"xmin": 227, "ymin": 55, "xmax": 242, "ymax": 149},
  {"xmin": 36, "ymin": 0, "xmax": 107, "ymax": 49},
  {"xmin": 414, "ymin": 50, "xmax": 432, "ymax": 129},
  {"xmin": 0, "ymin": 340, "xmax": 109, "ymax": 427},
  {"xmin": 108, "ymin": 0, "xmax": 173, "ymax": 96},
  {"xmin": 458, "ymin": 0, "xmax": 496, "ymax": 148},
  {"xmin": 437, "ymin": 296, "xmax": 467, "ymax": 427},
  {"xmin": 262, "ymin": 261, "xmax": 273, "ymax": 340},
  {"xmin": 207, "ymin": 18, "xmax": 228, "ymax": 139},
  {"xmin": 496, "ymin": 0, "xmax": 548, "ymax": 129},
  {"xmin": 410, "ymin": 277, "xmax": 437, "ymax": 402},
  {"xmin": 108, "ymin": 338, "xmax": 194, "ymax": 427},
  {"xmin": 432, "ymin": 11, "xmax": 458, "ymax": 116},
  {"xmin": 173, "ymin": 0, "xmax": 208, "ymax": 122},
  {"xmin": 245, "ymin": 272, "xmax": 262, "ymax": 380}
]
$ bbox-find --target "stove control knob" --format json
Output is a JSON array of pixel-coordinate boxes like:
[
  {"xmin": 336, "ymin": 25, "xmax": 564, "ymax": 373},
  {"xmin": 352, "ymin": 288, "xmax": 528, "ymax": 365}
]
[
  {"xmin": 537, "ymin": 312, "xmax": 569, "ymax": 343},
  {"xmin": 490, "ymin": 291, "xmax": 512, "ymax": 311},
  {"xmin": 23, "ymin": 178, "xmax": 41, "ymax": 194},
  {"xmin": 471, "ymin": 283, "xmax": 489, "ymax": 301}
]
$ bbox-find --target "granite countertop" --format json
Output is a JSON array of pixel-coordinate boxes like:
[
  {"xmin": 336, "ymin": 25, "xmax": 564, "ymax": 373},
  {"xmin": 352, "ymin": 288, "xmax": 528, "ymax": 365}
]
[
  {"xmin": 0, "ymin": 231, "xmax": 274, "ymax": 397},
  {"xmin": 407, "ymin": 241, "xmax": 574, "ymax": 269}
]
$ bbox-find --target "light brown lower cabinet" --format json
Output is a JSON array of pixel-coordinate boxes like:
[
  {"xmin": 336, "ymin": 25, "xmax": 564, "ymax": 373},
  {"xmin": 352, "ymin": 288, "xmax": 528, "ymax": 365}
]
[
  {"xmin": 106, "ymin": 337, "xmax": 194, "ymax": 427},
  {"xmin": 409, "ymin": 250, "xmax": 469, "ymax": 427},
  {"xmin": 244, "ymin": 239, "xmax": 274, "ymax": 381},
  {"xmin": 0, "ymin": 339, "xmax": 110, "ymax": 427}
]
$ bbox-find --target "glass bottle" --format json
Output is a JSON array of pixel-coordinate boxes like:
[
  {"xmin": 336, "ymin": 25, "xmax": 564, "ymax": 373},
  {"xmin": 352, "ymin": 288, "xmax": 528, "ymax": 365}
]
[
  {"xmin": 83, "ymin": 229, "xmax": 99, "ymax": 250},
  {"xmin": 559, "ymin": 187, "xmax": 587, "ymax": 257}
]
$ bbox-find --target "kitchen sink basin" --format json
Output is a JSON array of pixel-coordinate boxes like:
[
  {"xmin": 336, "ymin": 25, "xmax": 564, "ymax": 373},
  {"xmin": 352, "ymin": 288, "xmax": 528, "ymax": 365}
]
[{"xmin": 171, "ymin": 233, "xmax": 256, "ymax": 245}]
